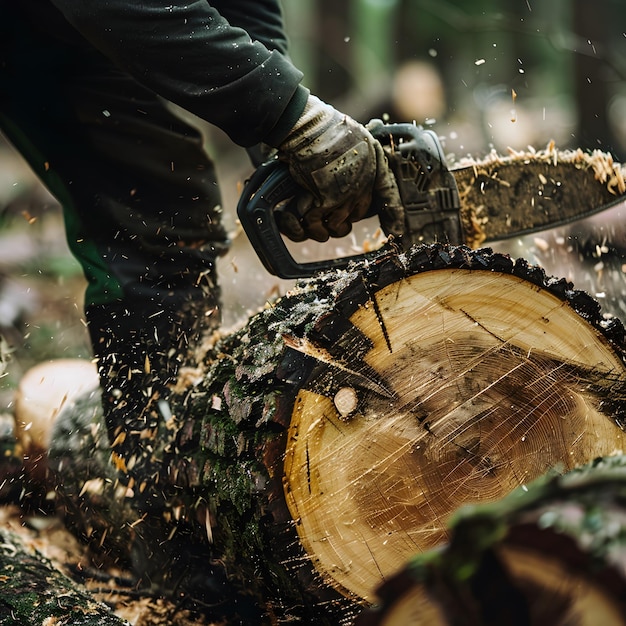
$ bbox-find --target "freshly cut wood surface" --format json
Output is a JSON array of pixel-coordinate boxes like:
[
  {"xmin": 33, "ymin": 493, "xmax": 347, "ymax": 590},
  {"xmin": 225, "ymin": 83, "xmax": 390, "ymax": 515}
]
[
  {"xmin": 360, "ymin": 547, "xmax": 626, "ymax": 626},
  {"xmin": 283, "ymin": 268, "xmax": 626, "ymax": 601},
  {"xmin": 14, "ymin": 358, "xmax": 99, "ymax": 485},
  {"xmin": 497, "ymin": 545, "xmax": 626, "ymax": 625}
]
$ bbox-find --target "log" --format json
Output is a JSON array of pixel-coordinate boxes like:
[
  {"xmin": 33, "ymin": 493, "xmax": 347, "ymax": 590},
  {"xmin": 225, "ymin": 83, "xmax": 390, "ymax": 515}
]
[
  {"xmin": 25, "ymin": 244, "xmax": 626, "ymax": 623},
  {"xmin": 0, "ymin": 526, "xmax": 129, "ymax": 625},
  {"xmin": 14, "ymin": 359, "xmax": 99, "ymax": 490},
  {"xmin": 356, "ymin": 454, "xmax": 626, "ymax": 626}
]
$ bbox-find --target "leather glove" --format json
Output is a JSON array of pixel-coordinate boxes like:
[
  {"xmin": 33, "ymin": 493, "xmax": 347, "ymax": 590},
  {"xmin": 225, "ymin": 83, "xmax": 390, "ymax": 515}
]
[{"xmin": 276, "ymin": 95, "xmax": 403, "ymax": 242}]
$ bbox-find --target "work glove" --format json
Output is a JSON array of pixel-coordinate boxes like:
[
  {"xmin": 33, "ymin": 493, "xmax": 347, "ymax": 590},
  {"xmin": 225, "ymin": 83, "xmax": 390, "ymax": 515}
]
[{"xmin": 276, "ymin": 94, "xmax": 403, "ymax": 242}]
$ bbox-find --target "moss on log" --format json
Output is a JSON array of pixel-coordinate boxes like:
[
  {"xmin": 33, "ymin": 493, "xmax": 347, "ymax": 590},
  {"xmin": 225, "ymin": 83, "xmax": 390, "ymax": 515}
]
[
  {"xmin": 357, "ymin": 454, "xmax": 626, "ymax": 625},
  {"xmin": 0, "ymin": 526, "xmax": 129, "ymax": 625}
]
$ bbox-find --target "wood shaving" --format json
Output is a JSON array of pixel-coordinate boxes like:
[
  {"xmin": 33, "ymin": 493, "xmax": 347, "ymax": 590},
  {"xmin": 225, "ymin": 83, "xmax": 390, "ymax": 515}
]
[{"xmin": 454, "ymin": 141, "xmax": 626, "ymax": 196}]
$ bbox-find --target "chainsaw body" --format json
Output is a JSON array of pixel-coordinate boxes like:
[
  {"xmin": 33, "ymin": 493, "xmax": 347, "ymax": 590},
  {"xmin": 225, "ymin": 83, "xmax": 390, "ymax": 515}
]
[{"xmin": 236, "ymin": 122, "xmax": 461, "ymax": 279}]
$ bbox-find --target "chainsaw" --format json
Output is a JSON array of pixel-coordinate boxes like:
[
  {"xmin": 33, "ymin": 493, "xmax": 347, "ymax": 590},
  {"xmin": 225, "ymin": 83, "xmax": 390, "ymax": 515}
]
[{"xmin": 237, "ymin": 121, "xmax": 626, "ymax": 279}]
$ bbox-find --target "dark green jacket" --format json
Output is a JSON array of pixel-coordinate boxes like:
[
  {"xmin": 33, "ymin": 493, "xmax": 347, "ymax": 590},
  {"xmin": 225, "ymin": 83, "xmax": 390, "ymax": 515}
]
[{"xmin": 49, "ymin": 0, "xmax": 309, "ymax": 147}]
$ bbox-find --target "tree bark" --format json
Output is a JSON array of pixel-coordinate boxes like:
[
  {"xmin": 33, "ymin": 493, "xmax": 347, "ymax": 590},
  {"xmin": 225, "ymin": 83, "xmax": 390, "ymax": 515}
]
[
  {"xmin": 356, "ymin": 454, "xmax": 626, "ymax": 626},
  {"xmin": 28, "ymin": 243, "xmax": 626, "ymax": 623}
]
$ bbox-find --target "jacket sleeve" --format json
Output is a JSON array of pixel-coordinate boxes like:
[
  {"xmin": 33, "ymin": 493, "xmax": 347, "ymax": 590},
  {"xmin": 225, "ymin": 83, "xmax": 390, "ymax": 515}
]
[
  {"xmin": 210, "ymin": 0, "xmax": 290, "ymax": 55},
  {"xmin": 49, "ymin": 0, "xmax": 308, "ymax": 146}
]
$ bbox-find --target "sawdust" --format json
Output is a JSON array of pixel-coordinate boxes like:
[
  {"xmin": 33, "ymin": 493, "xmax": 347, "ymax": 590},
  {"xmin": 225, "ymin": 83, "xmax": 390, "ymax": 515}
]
[{"xmin": 483, "ymin": 142, "xmax": 626, "ymax": 195}]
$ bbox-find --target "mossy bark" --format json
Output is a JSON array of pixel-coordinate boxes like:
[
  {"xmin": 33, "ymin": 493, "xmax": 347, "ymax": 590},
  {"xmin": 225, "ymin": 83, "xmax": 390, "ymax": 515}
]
[
  {"xmin": 357, "ymin": 454, "xmax": 626, "ymax": 626},
  {"xmin": 0, "ymin": 527, "xmax": 129, "ymax": 625}
]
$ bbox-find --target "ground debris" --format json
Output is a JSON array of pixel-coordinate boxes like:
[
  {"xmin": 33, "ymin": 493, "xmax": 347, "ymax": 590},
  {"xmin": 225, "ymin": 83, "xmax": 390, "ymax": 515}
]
[{"xmin": 0, "ymin": 505, "xmax": 219, "ymax": 626}]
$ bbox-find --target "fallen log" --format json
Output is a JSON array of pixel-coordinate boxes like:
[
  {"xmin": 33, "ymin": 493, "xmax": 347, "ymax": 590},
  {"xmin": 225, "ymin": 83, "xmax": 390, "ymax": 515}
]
[
  {"xmin": 356, "ymin": 454, "xmax": 626, "ymax": 626},
  {"xmin": 13, "ymin": 358, "xmax": 99, "ymax": 486},
  {"xmin": 0, "ymin": 525, "xmax": 129, "ymax": 625},
  {"xmin": 11, "ymin": 243, "xmax": 626, "ymax": 624}
]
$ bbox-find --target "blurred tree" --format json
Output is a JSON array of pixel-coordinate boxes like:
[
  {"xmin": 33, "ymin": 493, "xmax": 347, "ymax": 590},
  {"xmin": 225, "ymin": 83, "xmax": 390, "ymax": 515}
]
[
  {"xmin": 282, "ymin": 0, "xmax": 316, "ymax": 86},
  {"xmin": 284, "ymin": 0, "xmax": 625, "ymax": 156},
  {"xmin": 349, "ymin": 0, "xmax": 398, "ymax": 94},
  {"xmin": 571, "ymin": 0, "xmax": 626, "ymax": 159}
]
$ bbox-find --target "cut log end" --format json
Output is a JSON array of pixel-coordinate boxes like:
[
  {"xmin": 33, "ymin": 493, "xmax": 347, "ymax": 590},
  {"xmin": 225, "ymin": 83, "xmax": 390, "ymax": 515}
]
[
  {"xmin": 13, "ymin": 358, "xmax": 99, "ymax": 485},
  {"xmin": 497, "ymin": 543, "xmax": 626, "ymax": 625},
  {"xmin": 358, "ymin": 547, "xmax": 626, "ymax": 626},
  {"xmin": 282, "ymin": 268, "xmax": 626, "ymax": 601},
  {"xmin": 20, "ymin": 244, "xmax": 626, "ymax": 623}
]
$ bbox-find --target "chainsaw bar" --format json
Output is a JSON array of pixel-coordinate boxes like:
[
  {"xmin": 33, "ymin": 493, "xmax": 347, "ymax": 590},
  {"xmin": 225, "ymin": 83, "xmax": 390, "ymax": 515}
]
[{"xmin": 453, "ymin": 145, "xmax": 626, "ymax": 247}]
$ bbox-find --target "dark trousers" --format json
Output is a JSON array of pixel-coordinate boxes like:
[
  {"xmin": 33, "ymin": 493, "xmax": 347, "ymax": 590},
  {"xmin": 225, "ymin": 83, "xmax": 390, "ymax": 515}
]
[
  {"xmin": 0, "ymin": 3, "xmax": 229, "ymax": 309},
  {"xmin": 0, "ymin": 4, "xmax": 228, "ymax": 502}
]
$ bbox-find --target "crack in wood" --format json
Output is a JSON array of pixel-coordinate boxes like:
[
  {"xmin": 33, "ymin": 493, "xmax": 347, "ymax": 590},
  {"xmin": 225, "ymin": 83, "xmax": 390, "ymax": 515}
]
[
  {"xmin": 361, "ymin": 275, "xmax": 393, "ymax": 354},
  {"xmin": 459, "ymin": 307, "xmax": 506, "ymax": 343},
  {"xmin": 306, "ymin": 441, "xmax": 311, "ymax": 495},
  {"xmin": 372, "ymin": 293, "xmax": 393, "ymax": 355}
]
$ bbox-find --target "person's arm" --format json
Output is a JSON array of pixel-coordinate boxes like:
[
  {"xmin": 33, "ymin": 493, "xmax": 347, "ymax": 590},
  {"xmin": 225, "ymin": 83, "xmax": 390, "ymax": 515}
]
[
  {"xmin": 50, "ymin": 0, "xmax": 306, "ymax": 146},
  {"xmin": 210, "ymin": 0, "xmax": 290, "ymax": 55},
  {"xmin": 208, "ymin": 0, "xmax": 294, "ymax": 165},
  {"xmin": 51, "ymin": 0, "xmax": 403, "ymax": 241}
]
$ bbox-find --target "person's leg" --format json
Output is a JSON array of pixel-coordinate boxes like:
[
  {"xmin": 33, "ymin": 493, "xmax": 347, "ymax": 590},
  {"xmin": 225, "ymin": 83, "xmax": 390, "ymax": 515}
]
[
  {"xmin": 1, "ymin": 3, "xmax": 227, "ymax": 471},
  {"xmin": 0, "ymin": 4, "xmax": 241, "ymax": 606}
]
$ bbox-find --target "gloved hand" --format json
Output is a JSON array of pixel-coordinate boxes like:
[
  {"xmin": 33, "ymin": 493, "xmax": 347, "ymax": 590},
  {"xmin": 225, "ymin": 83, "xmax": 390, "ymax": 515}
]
[{"xmin": 276, "ymin": 95, "xmax": 403, "ymax": 242}]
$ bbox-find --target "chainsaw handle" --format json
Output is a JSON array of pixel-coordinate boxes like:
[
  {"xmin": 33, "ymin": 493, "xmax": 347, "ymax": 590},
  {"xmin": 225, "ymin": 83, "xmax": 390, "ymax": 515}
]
[
  {"xmin": 236, "ymin": 160, "xmax": 388, "ymax": 279},
  {"xmin": 236, "ymin": 123, "xmax": 462, "ymax": 279}
]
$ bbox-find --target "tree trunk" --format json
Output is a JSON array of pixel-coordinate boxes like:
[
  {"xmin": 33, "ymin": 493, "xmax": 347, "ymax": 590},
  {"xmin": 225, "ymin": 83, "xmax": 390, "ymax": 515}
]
[
  {"xmin": 356, "ymin": 454, "xmax": 626, "ymax": 626},
  {"xmin": 28, "ymin": 243, "xmax": 626, "ymax": 623}
]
